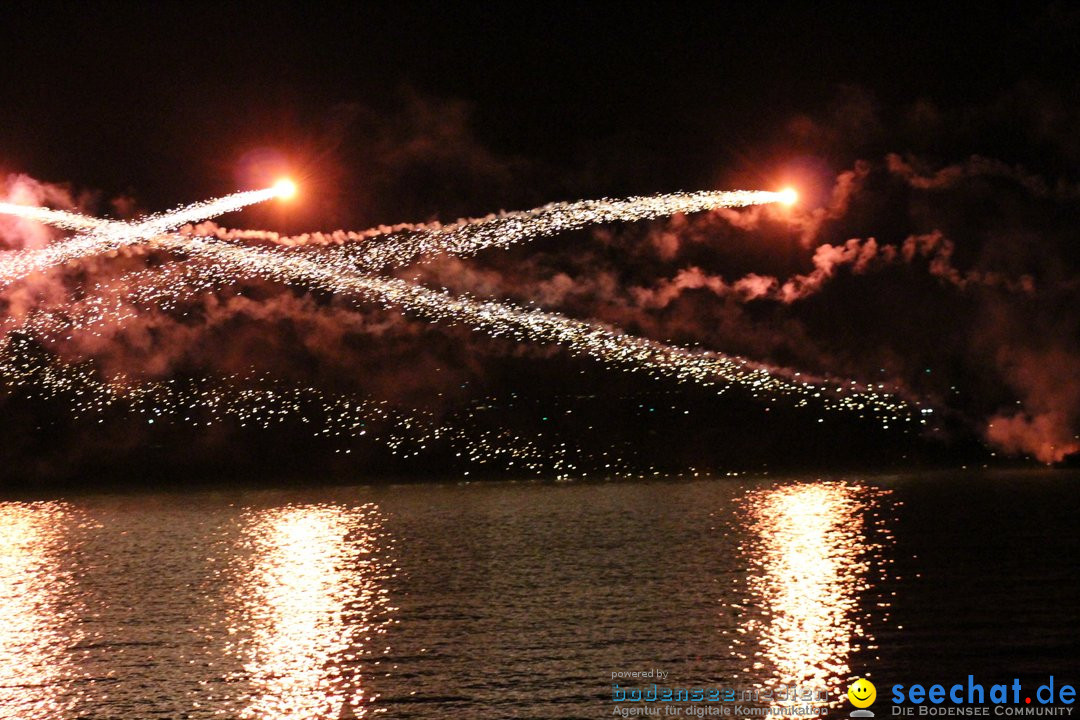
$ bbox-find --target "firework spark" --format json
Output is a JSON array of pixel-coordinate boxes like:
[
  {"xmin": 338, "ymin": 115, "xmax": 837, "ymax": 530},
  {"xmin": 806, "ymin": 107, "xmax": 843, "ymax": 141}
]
[
  {"xmin": 160, "ymin": 234, "xmax": 918, "ymax": 426},
  {"xmin": 11, "ymin": 210, "xmax": 916, "ymax": 429},
  {"xmin": 0, "ymin": 329, "xmax": 587, "ymax": 476},
  {"xmin": 0, "ymin": 186, "xmax": 282, "ymax": 286},
  {"xmin": 1, "ymin": 188, "xmax": 787, "ymax": 282},
  {"xmin": 199, "ymin": 189, "xmax": 792, "ymax": 271},
  {"xmin": 0, "ymin": 185, "xmax": 922, "ymax": 475}
]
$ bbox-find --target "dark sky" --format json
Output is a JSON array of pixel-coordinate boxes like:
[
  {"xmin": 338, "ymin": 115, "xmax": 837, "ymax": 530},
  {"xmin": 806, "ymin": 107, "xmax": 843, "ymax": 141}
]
[
  {"xmin": 0, "ymin": 3, "xmax": 1078, "ymax": 482},
  {"xmin": 3, "ymin": 4, "xmax": 1075, "ymax": 211}
]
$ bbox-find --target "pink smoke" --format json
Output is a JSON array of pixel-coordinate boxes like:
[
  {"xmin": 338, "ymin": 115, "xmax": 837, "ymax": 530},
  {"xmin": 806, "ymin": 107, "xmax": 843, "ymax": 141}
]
[{"xmin": 985, "ymin": 347, "xmax": 1080, "ymax": 464}]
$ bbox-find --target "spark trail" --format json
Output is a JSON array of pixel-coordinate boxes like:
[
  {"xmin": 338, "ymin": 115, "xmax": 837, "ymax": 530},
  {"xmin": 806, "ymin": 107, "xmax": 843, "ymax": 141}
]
[
  {"xmin": 0, "ymin": 186, "xmax": 922, "ymax": 477},
  {"xmin": 157, "ymin": 235, "xmax": 917, "ymax": 426},
  {"xmin": 196, "ymin": 189, "xmax": 790, "ymax": 271},
  {"xmin": 3, "ymin": 195, "xmax": 919, "ymax": 428},
  {"xmin": 0, "ymin": 186, "xmax": 284, "ymax": 286},
  {"xmin": 2, "ymin": 188, "xmax": 784, "ymax": 283}
]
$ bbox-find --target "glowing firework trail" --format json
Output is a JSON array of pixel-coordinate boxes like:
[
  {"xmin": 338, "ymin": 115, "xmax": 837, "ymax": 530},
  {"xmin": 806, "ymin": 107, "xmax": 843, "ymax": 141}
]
[
  {"xmin": 2, "ymin": 199, "xmax": 916, "ymax": 427},
  {"xmin": 3, "ymin": 188, "xmax": 787, "ymax": 281},
  {"xmin": 0, "ymin": 186, "xmax": 282, "ymax": 286},
  {"xmin": 153, "ymin": 235, "xmax": 917, "ymax": 426},
  {"xmin": 0, "ymin": 260, "xmax": 597, "ymax": 476},
  {"xmin": 0, "ymin": 203, "xmax": 104, "ymax": 233},
  {"xmin": 2, "ymin": 189, "xmax": 917, "ymax": 442},
  {"xmin": 202, "ymin": 189, "xmax": 791, "ymax": 270}
]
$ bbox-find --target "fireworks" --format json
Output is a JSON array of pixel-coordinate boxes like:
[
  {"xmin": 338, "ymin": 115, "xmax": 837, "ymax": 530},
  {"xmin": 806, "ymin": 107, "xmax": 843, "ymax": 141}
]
[
  {"xmin": 0, "ymin": 334, "xmax": 579, "ymax": 474},
  {"xmin": 0, "ymin": 183, "xmax": 922, "ymax": 474},
  {"xmin": 0, "ymin": 186, "xmax": 280, "ymax": 287},
  {"xmin": 162, "ymin": 235, "xmax": 914, "ymax": 424},
  {"xmin": 202, "ymin": 189, "xmax": 792, "ymax": 271}
]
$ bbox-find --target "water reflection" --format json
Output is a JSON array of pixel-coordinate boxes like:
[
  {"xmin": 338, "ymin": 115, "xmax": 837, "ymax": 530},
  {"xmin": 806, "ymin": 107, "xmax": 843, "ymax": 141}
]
[
  {"xmin": 732, "ymin": 482, "xmax": 893, "ymax": 704},
  {"xmin": 227, "ymin": 502, "xmax": 396, "ymax": 719},
  {"xmin": 0, "ymin": 502, "xmax": 81, "ymax": 719}
]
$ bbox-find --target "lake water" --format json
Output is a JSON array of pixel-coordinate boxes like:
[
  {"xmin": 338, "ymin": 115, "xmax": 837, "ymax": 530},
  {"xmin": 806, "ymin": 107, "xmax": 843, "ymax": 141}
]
[{"xmin": 0, "ymin": 471, "xmax": 1076, "ymax": 719}]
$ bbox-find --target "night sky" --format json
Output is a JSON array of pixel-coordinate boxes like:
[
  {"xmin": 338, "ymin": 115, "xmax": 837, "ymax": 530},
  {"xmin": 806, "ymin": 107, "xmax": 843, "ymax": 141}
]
[{"xmin": 0, "ymin": 4, "xmax": 1077, "ymax": 483}]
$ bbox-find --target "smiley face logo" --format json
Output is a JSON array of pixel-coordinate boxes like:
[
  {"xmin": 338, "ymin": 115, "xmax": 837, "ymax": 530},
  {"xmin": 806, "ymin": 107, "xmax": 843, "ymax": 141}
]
[{"xmin": 848, "ymin": 678, "xmax": 877, "ymax": 708}]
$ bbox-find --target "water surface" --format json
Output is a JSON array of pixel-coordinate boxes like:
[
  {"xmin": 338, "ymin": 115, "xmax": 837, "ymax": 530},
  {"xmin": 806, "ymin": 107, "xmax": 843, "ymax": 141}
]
[{"xmin": 0, "ymin": 471, "xmax": 1076, "ymax": 718}]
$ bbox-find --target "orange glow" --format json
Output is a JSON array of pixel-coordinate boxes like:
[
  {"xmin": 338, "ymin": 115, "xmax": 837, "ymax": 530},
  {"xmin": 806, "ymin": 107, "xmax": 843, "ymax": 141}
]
[
  {"xmin": 273, "ymin": 178, "xmax": 298, "ymax": 200},
  {"xmin": 778, "ymin": 187, "xmax": 798, "ymax": 206}
]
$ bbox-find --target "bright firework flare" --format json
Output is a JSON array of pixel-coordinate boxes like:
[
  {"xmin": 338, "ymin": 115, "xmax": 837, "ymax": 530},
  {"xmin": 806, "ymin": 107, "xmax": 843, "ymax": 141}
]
[
  {"xmin": 273, "ymin": 178, "xmax": 298, "ymax": 200},
  {"xmin": 778, "ymin": 187, "xmax": 798, "ymax": 205}
]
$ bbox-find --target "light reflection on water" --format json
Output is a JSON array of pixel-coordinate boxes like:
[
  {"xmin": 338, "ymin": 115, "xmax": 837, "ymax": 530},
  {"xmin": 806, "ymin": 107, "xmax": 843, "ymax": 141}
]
[
  {"xmin": 732, "ymin": 482, "xmax": 893, "ymax": 706},
  {"xmin": 0, "ymin": 497, "xmax": 397, "ymax": 720},
  {"xmin": 0, "ymin": 477, "xmax": 968, "ymax": 719},
  {"xmin": 225, "ymin": 502, "xmax": 397, "ymax": 719},
  {"xmin": 0, "ymin": 502, "xmax": 82, "ymax": 718}
]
